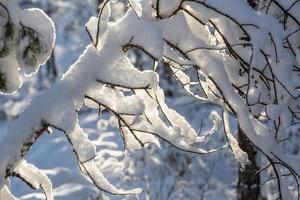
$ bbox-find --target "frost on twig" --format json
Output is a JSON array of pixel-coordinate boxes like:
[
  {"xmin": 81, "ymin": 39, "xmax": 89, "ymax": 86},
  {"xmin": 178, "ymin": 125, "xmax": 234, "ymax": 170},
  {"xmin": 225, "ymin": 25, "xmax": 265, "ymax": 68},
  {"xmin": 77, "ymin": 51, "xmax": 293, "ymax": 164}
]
[{"xmin": 13, "ymin": 160, "xmax": 53, "ymax": 200}]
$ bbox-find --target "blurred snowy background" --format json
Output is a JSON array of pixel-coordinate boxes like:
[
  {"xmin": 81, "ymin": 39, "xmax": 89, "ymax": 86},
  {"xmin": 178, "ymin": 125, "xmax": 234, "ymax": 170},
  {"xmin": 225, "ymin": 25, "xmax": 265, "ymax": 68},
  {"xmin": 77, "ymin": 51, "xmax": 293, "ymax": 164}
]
[{"xmin": 0, "ymin": 0, "xmax": 239, "ymax": 199}]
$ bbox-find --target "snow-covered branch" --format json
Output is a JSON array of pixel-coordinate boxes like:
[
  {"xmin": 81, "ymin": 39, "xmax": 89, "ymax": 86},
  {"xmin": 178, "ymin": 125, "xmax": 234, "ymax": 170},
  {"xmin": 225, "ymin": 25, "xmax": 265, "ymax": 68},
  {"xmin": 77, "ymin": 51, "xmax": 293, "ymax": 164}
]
[
  {"xmin": 0, "ymin": 1, "xmax": 218, "ymax": 198},
  {"xmin": 1, "ymin": 0, "xmax": 300, "ymax": 199}
]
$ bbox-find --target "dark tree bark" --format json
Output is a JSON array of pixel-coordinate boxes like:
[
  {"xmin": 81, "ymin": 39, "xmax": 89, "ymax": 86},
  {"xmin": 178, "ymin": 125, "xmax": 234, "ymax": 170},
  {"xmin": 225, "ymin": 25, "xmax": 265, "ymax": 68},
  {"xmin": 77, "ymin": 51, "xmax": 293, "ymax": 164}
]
[
  {"xmin": 237, "ymin": 127, "xmax": 262, "ymax": 200},
  {"xmin": 45, "ymin": 51, "xmax": 58, "ymax": 83},
  {"xmin": 236, "ymin": 2, "xmax": 265, "ymax": 200},
  {"xmin": 247, "ymin": 0, "xmax": 258, "ymax": 9},
  {"xmin": 45, "ymin": 3, "xmax": 58, "ymax": 83},
  {"xmin": 37, "ymin": 4, "xmax": 58, "ymax": 88}
]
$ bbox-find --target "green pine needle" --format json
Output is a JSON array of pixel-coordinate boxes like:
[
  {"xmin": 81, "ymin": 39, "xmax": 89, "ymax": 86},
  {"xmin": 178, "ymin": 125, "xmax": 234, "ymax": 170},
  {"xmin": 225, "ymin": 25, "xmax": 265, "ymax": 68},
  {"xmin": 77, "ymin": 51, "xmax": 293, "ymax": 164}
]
[
  {"xmin": 0, "ymin": 71, "xmax": 7, "ymax": 92},
  {"xmin": 20, "ymin": 25, "xmax": 45, "ymax": 67},
  {"xmin": 0, "ymin": 22, "xmax": 15, "ymax": 58}
]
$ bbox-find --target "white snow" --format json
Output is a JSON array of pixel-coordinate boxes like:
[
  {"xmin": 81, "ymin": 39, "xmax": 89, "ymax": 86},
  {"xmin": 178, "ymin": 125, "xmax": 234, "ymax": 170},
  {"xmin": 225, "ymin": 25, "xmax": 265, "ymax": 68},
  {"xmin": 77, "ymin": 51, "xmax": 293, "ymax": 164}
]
[{"xmin": 1, "ymin": 0, "xmax": 300, "ymax": 199}]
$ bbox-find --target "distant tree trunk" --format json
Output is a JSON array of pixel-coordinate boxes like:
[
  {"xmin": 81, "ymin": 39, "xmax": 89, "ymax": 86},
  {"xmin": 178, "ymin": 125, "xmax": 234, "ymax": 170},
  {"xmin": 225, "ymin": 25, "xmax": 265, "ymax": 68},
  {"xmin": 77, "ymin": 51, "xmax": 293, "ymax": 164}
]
[
  {"xmin": 45, "ymin": 51, "xmax": 58, "ymax": 83},
  {"xmin": 237, "ymin": 127, "xmax": 261, "ymax": 200},
  {"xmin": 247, "ymin": 0, "xmax": 258, "ymax": 9},
  {"xmin": 236, "ymin": 1, "xmax": 263, "ymax": 200},
  {"xmin": 38, "ymin": 4, "xmax": 58, "ymax": 88},
  {"xmin": 45, "ymin": 4, "xmax": 58, "ymax": 83}
]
